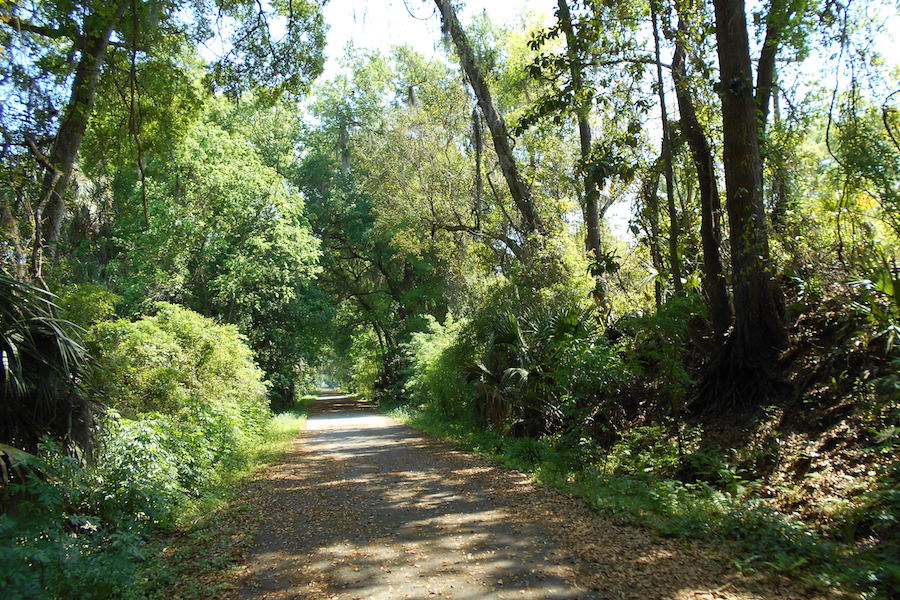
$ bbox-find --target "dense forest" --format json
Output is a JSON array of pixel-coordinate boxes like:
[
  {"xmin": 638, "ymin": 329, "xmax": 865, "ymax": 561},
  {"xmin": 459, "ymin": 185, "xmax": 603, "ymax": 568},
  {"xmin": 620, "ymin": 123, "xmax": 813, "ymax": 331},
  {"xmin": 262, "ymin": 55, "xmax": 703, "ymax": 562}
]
[{"xmin": 1, "ymin": 0, "xmax": 898, "ymax": 598}]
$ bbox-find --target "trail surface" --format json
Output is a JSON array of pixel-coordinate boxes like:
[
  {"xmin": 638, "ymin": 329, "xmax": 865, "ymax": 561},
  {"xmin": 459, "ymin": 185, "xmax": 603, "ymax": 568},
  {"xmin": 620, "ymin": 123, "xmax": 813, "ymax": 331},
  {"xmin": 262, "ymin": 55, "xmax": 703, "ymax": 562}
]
[{"xmin": 236, "ymin": 393, "xmax": 821, "ymax": 600}]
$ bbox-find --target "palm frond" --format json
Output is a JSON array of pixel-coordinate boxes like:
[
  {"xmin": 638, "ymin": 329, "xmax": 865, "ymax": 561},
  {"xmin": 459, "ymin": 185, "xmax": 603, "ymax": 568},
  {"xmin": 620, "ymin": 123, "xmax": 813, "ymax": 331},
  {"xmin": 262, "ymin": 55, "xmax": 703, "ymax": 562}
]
[{"xmin": 0, "ymin": 272, "xmax": 94, "ymax": 454}]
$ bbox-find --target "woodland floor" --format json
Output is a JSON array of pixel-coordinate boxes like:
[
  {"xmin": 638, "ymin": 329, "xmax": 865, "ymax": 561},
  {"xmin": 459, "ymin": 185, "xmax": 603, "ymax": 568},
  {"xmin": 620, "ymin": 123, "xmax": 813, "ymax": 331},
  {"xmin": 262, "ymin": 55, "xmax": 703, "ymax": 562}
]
[{"xmin": 233, "ymin": 392, "xmax": 832, "ymax": 600}]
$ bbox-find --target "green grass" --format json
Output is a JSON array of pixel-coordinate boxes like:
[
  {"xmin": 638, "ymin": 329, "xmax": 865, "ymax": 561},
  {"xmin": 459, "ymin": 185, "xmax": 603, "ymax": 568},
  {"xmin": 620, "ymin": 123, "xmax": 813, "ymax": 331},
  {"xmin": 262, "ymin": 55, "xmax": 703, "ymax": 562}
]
[
  {"xmin": 387, "ymin": 403, "xmax": 893, "ymax": 600},
  {"xmin": 137, "ymin": 398, "xmax": 315, "ymax": 599},
  {"xmin": 175, "ymin": 404, "xmax": 310, "ymax": 525}
]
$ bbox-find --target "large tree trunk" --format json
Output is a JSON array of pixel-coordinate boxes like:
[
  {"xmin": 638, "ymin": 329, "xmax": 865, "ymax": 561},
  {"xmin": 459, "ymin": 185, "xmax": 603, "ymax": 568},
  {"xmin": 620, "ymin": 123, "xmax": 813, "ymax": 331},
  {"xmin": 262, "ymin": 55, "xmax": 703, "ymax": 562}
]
[
  {"xmin": 41, "ymin": 2, "xmax": 127, "ymax": 262},
  {"xmin": 650, "ymin": 3, "xmax": 683, "ymax": 295},
  {"xmin": 671, "ymin": 19, "xmax": 732, "ymax": 339},
  {"xmin": 707, "ymin": 0, "xmax": 787, "ymax": 406},
  {"xmin": 556, "ymin": 0, "xmax": 608, "ymax": 310},
  {"xmin": 433, "ymin": 0, "xmax": 540, "ymax": 236}
]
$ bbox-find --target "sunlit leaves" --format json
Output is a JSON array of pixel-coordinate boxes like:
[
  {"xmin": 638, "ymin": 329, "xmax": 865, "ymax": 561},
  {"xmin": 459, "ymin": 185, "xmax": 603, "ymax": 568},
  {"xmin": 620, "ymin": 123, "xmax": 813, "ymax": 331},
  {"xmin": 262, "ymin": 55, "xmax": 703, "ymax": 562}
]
[{"xmin": 207, "ymin": 0, "xmax": 326, "ymax": 102}]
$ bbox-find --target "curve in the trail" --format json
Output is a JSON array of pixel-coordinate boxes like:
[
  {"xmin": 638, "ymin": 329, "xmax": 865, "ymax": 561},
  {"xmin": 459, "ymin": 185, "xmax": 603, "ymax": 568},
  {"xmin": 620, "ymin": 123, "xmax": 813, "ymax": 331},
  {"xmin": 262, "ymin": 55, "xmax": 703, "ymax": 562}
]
[{"xmin": 237, "ymin": 393, "xmax": 821, "ymax": 600}]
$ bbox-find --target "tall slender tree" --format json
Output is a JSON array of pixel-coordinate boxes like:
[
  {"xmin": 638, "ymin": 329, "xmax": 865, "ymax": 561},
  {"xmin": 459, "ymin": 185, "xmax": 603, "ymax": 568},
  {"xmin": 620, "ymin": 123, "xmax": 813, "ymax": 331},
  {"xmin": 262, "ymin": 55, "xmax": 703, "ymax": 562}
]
[
  {"xmin": 671, "ymin": 4, "xmax": 731, "ymax": 338},
  {"xmin": 433, "ymin": 0, "xmax": 541, "ymax": 238},
  {"xmin": 707, "ymin": 0, "xmax": 787, "ymax": 404},
  {"xmin": 650, "ymin": 0, "xmax": 683, "ymax": 295},
  {"xmin": 556, "ymin": 0, "xmax": 608, "ymax": 308}
]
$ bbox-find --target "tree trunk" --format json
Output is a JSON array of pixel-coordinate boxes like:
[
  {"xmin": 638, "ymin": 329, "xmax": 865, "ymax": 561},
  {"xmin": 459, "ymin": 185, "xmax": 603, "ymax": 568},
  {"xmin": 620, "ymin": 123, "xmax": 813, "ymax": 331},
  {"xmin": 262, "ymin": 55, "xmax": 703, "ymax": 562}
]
[
  {"xmin": 769, "ymin": 90, "xmax": 791, "ymax": 228},
  {"xmin": 671, "ymin": 19, "xmax": 732, "ymax": 339},
  {"xmin": 2, "ymin": 192, "xmax": 27, "ymax": 281},
  {"xmin": 556, "ymin": 0, "xmax": 608, "ymax": 310},
  {"xmin": 755, "ymin": 0, "xmax": 792, "ymax": 225},
  {"xmin": 755, "ymin": 0, "xmax": 789, "ymax": 139},
  {"xmin": 433, "ymin": 0, "xmax": 540, "ymax": 236},
  {"xmin": 42, "ymin": 2, "xmax": 127, "ymax": 262},
  {"xmin": 650, "ymin": 3, "xmax": 683, "ymax": 294},
  {"xmin": 639, "ymin": 158, "xmax": 665, "ymax": 309},
  {"xmin": 708, "ymin": 0, "xmax": 787, "ymax": 405},
  {"xmin": 472, "ymin": 107, "xmax": 483, "ymax": 228}
]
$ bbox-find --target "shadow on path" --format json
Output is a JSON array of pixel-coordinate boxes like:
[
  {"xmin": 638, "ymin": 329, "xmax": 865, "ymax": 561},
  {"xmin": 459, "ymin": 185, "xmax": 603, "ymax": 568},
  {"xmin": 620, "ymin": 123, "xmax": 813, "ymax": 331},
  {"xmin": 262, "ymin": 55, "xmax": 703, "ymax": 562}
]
[{"xmin": 236, "ymin": 392, "xmax": 820, "ymax": 600}]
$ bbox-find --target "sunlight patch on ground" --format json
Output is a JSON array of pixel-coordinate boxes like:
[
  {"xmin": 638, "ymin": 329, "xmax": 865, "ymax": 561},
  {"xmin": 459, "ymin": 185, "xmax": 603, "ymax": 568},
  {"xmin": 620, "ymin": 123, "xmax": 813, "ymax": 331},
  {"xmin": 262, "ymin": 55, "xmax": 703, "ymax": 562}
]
[{"xmin": 305, "ymin": 412, "xmax": 391, "ymax": 429}]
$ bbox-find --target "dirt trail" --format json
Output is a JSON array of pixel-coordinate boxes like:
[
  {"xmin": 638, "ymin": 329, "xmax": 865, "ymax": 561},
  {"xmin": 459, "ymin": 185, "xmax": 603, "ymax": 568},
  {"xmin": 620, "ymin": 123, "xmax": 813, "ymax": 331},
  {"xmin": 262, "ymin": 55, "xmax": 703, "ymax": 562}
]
[{"xmin": 236, "ymin": 393, "xmax": 823, "ymax": 600}]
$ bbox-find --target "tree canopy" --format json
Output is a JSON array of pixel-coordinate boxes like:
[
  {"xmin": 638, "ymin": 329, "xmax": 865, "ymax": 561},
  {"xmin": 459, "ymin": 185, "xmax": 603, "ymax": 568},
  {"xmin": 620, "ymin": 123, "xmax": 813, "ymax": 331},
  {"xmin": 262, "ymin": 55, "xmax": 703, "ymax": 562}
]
[{"xmin": 1, "ymin": 0, "xmax": 899, "ymax": 597}]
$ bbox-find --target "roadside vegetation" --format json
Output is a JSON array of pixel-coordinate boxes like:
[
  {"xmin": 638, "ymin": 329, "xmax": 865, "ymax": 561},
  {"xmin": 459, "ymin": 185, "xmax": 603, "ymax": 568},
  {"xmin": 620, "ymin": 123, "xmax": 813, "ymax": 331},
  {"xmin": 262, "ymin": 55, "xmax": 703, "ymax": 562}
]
[
  {"xmin": 1, "ymin": 282, "xmax": 312, "ymax": 598},
  {"xmin": 374, "ymin": 277, "xmax": 898, "ymax": 598},
  {"xmin": 1, "ymin": 0, "xmax": 898, "ymax": 598}
]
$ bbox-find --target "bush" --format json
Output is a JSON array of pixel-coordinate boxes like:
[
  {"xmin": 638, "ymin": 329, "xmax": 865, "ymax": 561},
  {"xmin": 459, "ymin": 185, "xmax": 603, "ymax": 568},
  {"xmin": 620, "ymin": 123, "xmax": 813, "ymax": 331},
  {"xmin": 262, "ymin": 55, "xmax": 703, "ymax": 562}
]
[
  {"xmin": 88, "ymin": 302, "xmax": 268, "ymax": 424},
  {"xmin": 1, "ymin": 303, "xmax": 274, "ymax": 598},
  {"xmin": 0, "ymin": 441, "xmax": 146, "ymax": 600},
  {"xmin": 85, "ymin": 303, "xmax": 271, "ymax": 505},
  {"xmin": 0, "ymin": 273, "xmax": 92, "ymax": 453},
  {"xmin": 613, "ymin": 294, "xmax": 706, "ymax": 412},
  {"xmin": 403, "ymin": 313, "xmax": 472, "ymax": 416},
  {"xmin": 55, "ymin": 283, "xmax": 121, "ymax": 328},
  {"xmin": 602, "ymin": 423, "xmax": 701, "ymax": 478}
]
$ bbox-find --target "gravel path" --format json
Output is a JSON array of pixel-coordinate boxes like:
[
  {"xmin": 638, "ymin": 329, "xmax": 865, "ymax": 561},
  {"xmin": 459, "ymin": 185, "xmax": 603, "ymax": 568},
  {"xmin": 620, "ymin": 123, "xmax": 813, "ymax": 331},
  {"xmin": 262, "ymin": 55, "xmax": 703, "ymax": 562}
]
[{"xmin": 236, "ymin": 392, "xmax": 826, "ymax": 600}]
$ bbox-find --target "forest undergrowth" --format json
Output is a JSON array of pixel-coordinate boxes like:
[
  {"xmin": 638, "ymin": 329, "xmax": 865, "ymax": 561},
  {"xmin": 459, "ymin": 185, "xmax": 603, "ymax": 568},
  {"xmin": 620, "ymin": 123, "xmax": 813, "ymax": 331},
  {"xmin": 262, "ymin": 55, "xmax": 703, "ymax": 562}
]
[
  {"xmin": 135, "ymin": 397, "xmax": 316, "ymax": 600},
  {"xmin": 370, "ymin": 278, "xmax": 899, "ymax": 600},
  {"xmin": 1, "ymin": 407, "xmax": 309, "ymax": 600},
  {"xmin": 0, "ymin": 284, "xmax": 315, "ymax": 599},
  {"xmin": 2, "ymin": 0, "xmax": 899, "ymax": 598}
]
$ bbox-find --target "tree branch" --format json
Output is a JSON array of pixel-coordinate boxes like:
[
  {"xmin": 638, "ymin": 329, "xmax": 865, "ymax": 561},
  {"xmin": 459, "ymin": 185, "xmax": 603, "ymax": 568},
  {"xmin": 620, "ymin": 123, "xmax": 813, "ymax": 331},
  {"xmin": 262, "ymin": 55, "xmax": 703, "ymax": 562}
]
[
  {"xmin": 590, "ymin": 56, "xmax": 671, "ymax": 70},
  {"xmin": 1, "ymin": 15, "xmax": 78, "ymax": 42}
]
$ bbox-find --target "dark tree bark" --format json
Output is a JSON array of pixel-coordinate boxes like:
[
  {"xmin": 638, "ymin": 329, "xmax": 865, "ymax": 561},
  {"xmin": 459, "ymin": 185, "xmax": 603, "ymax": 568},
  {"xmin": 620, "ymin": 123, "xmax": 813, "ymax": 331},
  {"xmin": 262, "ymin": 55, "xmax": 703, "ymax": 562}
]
[
  {"xmin": 433, "ymin": 0, "xmax": 540, "ymax": 236},
  {"xmin": 650, "ymin": 3, "xmax": 683, "ymax": 294},
  {"xmin": 706, "ymin": 0, "xmax": 787, "ymax": 405},
  {"xmin": 41, "ymin": 2, "xmax": 128, "ymax": 261},
  {"xmin": 755, "ymin": 0, "xmax": 790, "ymax": 138},
  {"xmin": 671, "ymin": 18, "xmax": 732, "ymax": 339},
  {"xmin": 556, "ymin": 0, "xmax": 609, "ymax": 309}
]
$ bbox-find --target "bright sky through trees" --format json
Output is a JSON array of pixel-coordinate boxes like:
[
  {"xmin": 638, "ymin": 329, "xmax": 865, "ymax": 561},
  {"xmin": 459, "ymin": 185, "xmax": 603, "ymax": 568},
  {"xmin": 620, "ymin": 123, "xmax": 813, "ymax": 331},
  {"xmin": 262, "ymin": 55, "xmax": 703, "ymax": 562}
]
[
  {"xmin": 320, "ymin": 0, "xmax": 635, "ymax": 237},
  {"xmin": 320, "ymin": 0, "xmax": 557, "ymax": 79}
]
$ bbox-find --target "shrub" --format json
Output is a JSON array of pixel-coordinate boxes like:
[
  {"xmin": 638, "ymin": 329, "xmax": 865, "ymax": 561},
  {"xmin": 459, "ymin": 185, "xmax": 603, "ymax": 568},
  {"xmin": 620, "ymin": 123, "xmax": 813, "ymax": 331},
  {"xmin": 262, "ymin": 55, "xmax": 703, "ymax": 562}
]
[
  {"xmin": 88, "ymin": 302, "xmax": 268, "ymax": 423},
  {"xmin": 1, "ymin": 303, "xmax": 273, "ymax": 598},
  {"xmin": 55, "ymin": 283, "xmax": 121, "ymax": 328},
  {"xmin": 0, "ymin": 441, "xmax": 145, "ymax": 600},
  {"xmin": 613, "ymin": 294, "xmax": 705, "ymax": 412},
  {"xmin": 403, "ymin": 313, "xmax": 472, "ymax": 416},
  {"xmin": 602, "ymin": 423, "xmax": 702, "ymax": 478},
  {"xmin": 0, "ymin": 273, "xmax": 92, "ymax": 453}
]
